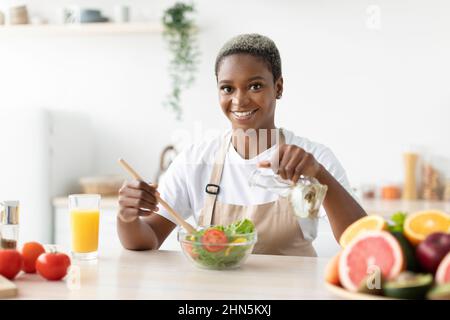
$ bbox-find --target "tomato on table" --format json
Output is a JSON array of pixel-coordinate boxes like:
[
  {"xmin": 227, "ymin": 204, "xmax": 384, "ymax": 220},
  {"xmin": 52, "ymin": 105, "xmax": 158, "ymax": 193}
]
[
  {"xmin": 0, "ymin": 249, "xmax": 23, "ymax": 280},
  {"xmin": 21, "ymin": 241, "xmax": 46, "ymax": 273},
  {"xmin": 201, "ymin": 229, "xmax": 228, "ymax": 252},
  {"xmin": 36, "ymin": 252, "xmax": 71, "ymax": 281}
]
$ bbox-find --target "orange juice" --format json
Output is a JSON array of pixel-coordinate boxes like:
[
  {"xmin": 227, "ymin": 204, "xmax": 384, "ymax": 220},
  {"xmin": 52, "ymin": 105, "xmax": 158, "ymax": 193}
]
[{"xmin": 70, "ymin": 209, "xmax": 100, "ymax": 253}]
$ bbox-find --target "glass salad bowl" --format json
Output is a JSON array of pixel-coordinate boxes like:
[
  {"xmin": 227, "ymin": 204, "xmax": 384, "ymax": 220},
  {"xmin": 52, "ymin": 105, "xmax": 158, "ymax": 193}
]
[{"xmin": 177, "ymin": 219, "xmax": 257, "ymax": 270}]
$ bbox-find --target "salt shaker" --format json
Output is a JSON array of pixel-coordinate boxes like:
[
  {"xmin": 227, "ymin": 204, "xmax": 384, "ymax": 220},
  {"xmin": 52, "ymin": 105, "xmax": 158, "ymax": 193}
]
[
  {"xmin": 249, "ymin": 169, "xmax": 328, "ymax": 218},
  {"xmin": 0, "ymin": 201, "xmax": 20, "ymax": 249}
]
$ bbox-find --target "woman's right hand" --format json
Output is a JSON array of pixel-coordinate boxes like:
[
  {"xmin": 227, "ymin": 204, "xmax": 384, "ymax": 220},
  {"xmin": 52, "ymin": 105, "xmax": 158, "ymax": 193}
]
[{"xmin": 118, "ymin": 180, "xmax": 160, "ymax": 222}]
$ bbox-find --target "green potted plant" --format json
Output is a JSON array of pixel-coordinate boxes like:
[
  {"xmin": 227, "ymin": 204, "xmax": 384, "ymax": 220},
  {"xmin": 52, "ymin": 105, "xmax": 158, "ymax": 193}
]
[{"xmin": 162, "ymin": 2, "xmax": 200, "ymax": 120}]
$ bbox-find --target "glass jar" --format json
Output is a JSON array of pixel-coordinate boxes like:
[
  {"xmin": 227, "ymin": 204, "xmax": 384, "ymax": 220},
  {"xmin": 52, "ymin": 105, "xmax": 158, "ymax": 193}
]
[
  {"xmin": 248, "ymin": 169, "xmax": 328, "ymax": 218},
  {"xmin": 0, "ymin": 201, "xmax": 20, "ymax": 249},
  {"xmin": 443, "ymin": 178, "xmax": 450, "ymax": 202}
]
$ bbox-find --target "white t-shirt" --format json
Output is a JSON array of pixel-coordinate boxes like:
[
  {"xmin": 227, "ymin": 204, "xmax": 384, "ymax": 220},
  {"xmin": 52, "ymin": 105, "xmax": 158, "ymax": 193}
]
[{"xmin": 156, "ymin": 128, "xmax": 355, "ymax": 241}]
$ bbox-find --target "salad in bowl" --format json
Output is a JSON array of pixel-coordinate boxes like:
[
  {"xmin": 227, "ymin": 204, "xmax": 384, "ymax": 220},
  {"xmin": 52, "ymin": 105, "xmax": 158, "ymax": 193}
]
[{"xmin": 177, "ymin": 219, "xmax": 257, "ymax": 270}]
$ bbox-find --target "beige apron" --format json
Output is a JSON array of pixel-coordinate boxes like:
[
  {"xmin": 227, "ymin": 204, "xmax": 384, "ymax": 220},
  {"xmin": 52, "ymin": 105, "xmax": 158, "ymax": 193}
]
[{"xmin": 198, "ymin": 129, "xmax": 317, "ymax": 257}]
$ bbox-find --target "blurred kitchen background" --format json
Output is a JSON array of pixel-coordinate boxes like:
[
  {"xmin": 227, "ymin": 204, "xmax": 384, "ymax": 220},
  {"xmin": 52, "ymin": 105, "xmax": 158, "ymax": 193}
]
[{"xmin": 0, "ymin": 0, "xmax": 449, "ymax": 257}]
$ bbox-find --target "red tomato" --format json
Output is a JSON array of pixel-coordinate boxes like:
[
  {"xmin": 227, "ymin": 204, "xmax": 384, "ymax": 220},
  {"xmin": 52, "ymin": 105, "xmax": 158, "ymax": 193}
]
[
  {"xmin": 36, "ymin": 252, "xmax": 71, "ymax": 281},
  {"xmin": 21, "ymin": 242, "xmax": 46, "ymax": 273},
  {"xmin": 201, "ymin": 229, "xmax": 228, "ymax": 252},
  {"xmin": 0, "ymin": 249, "xmax": 23, "ymax": 280}
]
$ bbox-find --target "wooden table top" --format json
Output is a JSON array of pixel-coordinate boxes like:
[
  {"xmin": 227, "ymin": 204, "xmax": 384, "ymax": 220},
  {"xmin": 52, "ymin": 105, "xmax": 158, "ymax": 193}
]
[{"xmin": 11, "ymin": 249, "xmax": 336, "ymax": 300}]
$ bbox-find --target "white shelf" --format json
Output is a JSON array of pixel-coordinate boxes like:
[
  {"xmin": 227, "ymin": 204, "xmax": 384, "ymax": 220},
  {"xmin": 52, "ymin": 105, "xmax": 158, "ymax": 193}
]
[
  {"xmin": 0, "ymin": 22, "xmax": 164, "ymax": 36},
  {"xmin": 361, "ymin": 199, "xmax": 450, "ymax": 217}
]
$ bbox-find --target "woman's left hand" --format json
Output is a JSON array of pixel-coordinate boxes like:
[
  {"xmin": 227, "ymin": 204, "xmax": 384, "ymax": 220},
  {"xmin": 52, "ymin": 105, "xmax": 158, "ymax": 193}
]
[{"xmin": 258, "ymin": 144, "xmax": 323, "ymax": 183}]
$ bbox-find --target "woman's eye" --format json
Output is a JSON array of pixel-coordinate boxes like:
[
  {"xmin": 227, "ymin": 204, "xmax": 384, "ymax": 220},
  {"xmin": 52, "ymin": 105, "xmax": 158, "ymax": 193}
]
[
  {"xmin": 250, "ymin": 83, "xmax": 262, "ymax": 91},
  {"xmin": 221, "ymin": 86, "xmax": 232, "ymax": 93}
]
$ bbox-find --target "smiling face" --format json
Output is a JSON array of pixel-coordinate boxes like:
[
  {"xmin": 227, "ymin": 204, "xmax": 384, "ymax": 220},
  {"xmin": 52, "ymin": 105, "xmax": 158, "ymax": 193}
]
[{"xmin": 217, "ymin": 54, "xmax": 283, "ymax": 131}]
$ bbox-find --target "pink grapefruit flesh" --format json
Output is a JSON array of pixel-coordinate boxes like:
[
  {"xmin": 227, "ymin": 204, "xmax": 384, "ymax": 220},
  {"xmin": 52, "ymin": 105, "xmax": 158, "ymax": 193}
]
[
  {"xmin": 339, "ymin": 230, "xmax": 404, "ymax": 292},
  {"xmin": 436, "ymin": 252, "xmax": 450, "ymax": 285}
]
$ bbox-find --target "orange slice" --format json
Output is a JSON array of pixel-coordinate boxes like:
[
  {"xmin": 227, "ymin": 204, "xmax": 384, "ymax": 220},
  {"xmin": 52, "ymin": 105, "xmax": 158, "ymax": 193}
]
[
  {"xmin": 403, "ymin": 210, "xmax": 450, "ymax": 246},
  {"xmin": 325, "ymin": 251, "xmax": 342, "ymax": 286},
  {"xmin": 339, "ymin": 215, "xmax": 387, "ymax": 248}
]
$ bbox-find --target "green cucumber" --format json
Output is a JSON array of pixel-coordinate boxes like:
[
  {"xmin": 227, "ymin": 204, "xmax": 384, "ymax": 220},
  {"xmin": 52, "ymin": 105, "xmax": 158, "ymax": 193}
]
[
  {"xmin": 426, "ymin": 283, "xmax": 450, "ymax": 300},
  {"xmin": 384, "ymin": 272, "xmax": 433, "ymax": 299}
]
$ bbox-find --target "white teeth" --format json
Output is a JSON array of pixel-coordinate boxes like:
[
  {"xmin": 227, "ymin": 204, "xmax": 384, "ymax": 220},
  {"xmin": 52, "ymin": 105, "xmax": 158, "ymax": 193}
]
[{"xmin": 232, "ymin": 110, "xmax": 256, "ymax": 118}]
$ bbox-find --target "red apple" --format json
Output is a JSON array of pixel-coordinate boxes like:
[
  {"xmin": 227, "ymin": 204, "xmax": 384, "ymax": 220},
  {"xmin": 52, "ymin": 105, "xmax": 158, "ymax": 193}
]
[{"xmin": 416, "ymin": 232, "xmax": 450, "ymax": 273}]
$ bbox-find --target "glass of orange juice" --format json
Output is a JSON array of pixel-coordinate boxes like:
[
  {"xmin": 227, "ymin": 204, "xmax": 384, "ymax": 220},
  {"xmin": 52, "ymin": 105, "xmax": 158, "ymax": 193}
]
[{"xmin": 69, "ymin": 194, "xmax": 100, "ymax": 260}]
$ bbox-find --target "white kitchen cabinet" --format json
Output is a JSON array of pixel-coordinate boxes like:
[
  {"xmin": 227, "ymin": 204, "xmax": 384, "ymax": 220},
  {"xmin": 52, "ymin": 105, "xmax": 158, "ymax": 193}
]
[
  {"xmin": 0, "ymin": 109, "xmax": 52, "ymax": 243},
  {"xmin": 0, "ymin": 108, "xmax": 94, "ymax": 244}
]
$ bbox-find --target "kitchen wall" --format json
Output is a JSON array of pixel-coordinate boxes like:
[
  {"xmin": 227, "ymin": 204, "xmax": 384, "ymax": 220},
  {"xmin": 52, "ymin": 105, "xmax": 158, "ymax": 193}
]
[{"xmin": 1, "ymin": 0, "xmax": 450, "ymax": 194}]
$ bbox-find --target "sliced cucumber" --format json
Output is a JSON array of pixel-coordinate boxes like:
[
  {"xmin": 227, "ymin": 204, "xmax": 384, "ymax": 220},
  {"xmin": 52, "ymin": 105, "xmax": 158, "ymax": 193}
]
[
  {"xmin": 427, "ymin": 283, "xmax": 450, "ymax": 300},
  {"xmin": 384, "ymin": 272, "xmax": 433, "ymax": 299}
]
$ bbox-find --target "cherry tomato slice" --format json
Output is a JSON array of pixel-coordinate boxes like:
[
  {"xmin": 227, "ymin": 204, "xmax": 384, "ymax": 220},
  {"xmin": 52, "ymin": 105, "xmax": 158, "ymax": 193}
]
[{"xmin": 201, "ymin": 229, "xmax": 228, "ymax": 252}]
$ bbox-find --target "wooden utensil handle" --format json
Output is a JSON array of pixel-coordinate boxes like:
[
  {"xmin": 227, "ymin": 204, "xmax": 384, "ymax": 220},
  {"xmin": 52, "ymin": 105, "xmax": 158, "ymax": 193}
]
[
  {"xmin": 118, "ymin": 158, "xmax": 196, "ymax": 234},
  {"xmin": 118, "ymin": 158, "xmax": 144, "ymax": 181},
  {"xmin": 156, "ymin": 196, "xmax": 196, "ymax": 234}
]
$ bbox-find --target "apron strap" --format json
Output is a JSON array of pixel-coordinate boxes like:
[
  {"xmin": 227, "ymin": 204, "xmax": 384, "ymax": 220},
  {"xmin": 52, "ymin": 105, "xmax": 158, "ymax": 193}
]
[
  {"xmin": 201, "ymin": 128, "xmax": 286, "ymax": 226},
  {"xmin": 201, "ymin": 132, "xmax": 231, "ymax": 226}
]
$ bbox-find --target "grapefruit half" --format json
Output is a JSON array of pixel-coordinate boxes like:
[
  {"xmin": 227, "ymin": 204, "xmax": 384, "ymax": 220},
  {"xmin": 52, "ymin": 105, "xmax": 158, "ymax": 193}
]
[
  {"xmin": 339, "ymin": 230, "xmax": 404, "ymax": 292},
  {"xmin": 436, "ymin": 252, "xmax": 450, "ymax": 285}
]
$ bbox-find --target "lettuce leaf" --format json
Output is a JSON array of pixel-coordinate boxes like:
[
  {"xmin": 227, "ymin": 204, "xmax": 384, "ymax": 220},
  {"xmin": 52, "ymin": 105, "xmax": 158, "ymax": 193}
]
[
  {"xmin": 388, "ymin": 211, "xmax": 407, "ymax": 233},
  {"xmin": 225, "ymin": 218, "xmax": 255, "ymax": 235}
]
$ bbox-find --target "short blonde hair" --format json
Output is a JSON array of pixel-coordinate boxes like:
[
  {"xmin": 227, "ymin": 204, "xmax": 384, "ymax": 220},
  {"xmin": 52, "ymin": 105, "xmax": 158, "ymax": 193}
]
[{"xmin": 215, "ymin": 33, "xmax": 282, "ymax": 82}]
